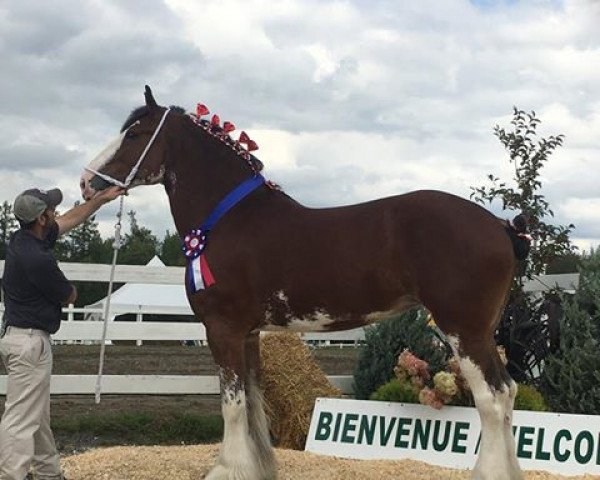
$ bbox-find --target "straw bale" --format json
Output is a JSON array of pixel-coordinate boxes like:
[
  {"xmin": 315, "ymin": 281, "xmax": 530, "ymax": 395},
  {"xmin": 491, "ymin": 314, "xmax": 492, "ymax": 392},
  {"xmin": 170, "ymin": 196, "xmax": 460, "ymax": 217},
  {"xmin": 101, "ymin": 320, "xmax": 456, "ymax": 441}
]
[
  {"xmin": 61, "ymin": 444, "xmax": 598, "ymax": 480},
  {"xmin": 259, "ymin": 332, "xmax": 342, "ymax": 449}
]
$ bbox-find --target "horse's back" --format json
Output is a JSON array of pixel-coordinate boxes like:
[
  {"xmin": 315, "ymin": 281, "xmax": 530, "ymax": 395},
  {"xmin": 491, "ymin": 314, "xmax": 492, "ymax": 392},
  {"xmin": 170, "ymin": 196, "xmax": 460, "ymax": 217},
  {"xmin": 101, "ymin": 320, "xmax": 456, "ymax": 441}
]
[
  {"xmin": 238, "ymin": 189, "xmax": 517, "ymax": 331},
  {"xmin": 299, "ymin": 189, "xmax": 513, "ymax": 263}
]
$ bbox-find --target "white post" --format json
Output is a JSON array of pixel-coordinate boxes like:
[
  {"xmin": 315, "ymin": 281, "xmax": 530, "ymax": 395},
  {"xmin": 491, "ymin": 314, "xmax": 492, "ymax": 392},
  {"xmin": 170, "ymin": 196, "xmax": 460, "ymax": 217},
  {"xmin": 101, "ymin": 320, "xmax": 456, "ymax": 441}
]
[
  {"xmin": 136, "ymin": 309, "xmax": 143, "ymax": 346},
  {"xmin": 67, "ymin": 303, "xmax": 75, "ymax": 344}
]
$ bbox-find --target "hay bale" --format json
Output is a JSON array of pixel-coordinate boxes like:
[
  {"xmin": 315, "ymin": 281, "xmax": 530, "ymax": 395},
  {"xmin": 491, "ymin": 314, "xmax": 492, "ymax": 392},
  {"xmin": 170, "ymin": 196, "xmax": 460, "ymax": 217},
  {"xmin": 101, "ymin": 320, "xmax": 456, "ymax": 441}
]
[{"xmin": 260, "ymin": 332, "xmax": 342, "ymax": 450}]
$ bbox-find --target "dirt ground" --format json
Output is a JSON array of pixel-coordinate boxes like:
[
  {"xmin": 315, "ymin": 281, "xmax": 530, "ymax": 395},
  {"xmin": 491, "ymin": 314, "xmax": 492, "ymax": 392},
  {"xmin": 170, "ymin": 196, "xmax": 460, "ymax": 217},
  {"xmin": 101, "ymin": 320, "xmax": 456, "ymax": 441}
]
[{"xmin": 61, "ymin": 444, "xmax": 598, "ymax": 480}]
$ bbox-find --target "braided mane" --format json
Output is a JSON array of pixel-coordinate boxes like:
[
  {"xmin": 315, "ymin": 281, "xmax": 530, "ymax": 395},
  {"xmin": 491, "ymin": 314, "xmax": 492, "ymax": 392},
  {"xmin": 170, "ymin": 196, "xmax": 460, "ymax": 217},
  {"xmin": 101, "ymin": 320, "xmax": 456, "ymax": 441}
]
[
  {"xmin": 188, "ymin": 107, "xmax": 266, "ymax": 177},
  {"xmin": 122, "ymin": 103, "xmax": 276, "ymax": 187}
]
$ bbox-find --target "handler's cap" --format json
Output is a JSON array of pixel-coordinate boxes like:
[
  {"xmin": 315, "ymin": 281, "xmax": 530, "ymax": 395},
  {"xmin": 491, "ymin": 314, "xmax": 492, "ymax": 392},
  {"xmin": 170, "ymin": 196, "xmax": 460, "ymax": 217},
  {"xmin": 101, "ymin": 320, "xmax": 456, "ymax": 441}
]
[{"xmin": 13, "ymin": 188, "xmax": 63, "ymax": 223}]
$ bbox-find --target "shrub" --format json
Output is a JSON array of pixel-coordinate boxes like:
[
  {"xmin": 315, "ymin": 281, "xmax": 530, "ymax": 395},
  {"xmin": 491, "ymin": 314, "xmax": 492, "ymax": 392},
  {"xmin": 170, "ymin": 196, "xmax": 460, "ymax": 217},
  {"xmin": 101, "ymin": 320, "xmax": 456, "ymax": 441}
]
[
  {"xmin": 353, "ymin": 308, "xmax": 447, "ymax": 400},
  {"xmin": 538, "ymin": 250, "xmax": 600, "ymax": 414},
  {"xmin": 540, "ymin": 292, "xmax": 600, "ymax": 414},
  {"xmin": 371, "ymin": 378, "xmax": 549, "ymax": 413},
  {"xmin": 369, "ymin": 378, "xmax": 420, "ymax": 403},
  {"xmin": 514, "ymin": 384, "xmax": 548, "ymax": 412}
]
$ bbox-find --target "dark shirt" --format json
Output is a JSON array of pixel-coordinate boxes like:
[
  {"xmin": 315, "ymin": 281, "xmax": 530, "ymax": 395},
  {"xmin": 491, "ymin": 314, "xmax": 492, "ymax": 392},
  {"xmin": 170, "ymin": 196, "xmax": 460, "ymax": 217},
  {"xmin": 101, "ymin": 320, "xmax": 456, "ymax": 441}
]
[{"xmin": 2, "ymin": 223, "xmax": 72, "ymax": 334}]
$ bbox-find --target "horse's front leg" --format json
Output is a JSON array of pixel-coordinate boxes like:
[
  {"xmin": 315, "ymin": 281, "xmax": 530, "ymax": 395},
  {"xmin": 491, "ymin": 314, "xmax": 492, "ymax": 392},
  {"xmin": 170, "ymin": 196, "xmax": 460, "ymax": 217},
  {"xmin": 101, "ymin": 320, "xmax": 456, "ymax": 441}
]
[
  {"xmin": 205, "ymin": 324, "xmax": 275, "ymax": 480},
  {"xmin": 244, "ymin": 332, "xmax": 277, "ymax": 478}
]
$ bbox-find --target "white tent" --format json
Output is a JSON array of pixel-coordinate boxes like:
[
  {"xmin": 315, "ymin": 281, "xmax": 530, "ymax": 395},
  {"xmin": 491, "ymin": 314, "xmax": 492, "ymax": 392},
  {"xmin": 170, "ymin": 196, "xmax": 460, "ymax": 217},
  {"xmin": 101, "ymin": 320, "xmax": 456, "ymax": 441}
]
[
  {"xmin": 83, "ymin": 256, "xmax": 199, "ymax": 345},
  {"xmin": 86, "ymin": 255, "xmax": 193, "ymax": 317}
]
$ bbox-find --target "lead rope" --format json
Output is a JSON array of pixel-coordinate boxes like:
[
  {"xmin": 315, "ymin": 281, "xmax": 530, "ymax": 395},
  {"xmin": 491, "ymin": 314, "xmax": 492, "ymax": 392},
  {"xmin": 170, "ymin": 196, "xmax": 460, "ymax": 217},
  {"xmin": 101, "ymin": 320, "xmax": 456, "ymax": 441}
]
[{"xmin": 95, "ymin": 195, "xmax": 125, "ymax": 404}]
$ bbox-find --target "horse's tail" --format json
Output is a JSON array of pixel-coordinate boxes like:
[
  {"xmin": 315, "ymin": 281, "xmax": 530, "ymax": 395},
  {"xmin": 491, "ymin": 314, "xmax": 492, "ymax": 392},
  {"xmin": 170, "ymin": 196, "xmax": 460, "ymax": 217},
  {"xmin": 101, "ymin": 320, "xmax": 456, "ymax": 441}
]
[{"xmin": 503, "ymin": 213, "xmax": 532, "ymax": 261}]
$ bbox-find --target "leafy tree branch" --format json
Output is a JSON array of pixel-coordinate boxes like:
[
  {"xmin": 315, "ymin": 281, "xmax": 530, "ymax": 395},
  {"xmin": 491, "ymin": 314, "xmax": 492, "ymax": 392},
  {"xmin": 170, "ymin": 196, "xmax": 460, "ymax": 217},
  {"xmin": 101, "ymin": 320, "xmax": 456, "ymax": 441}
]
[{"xmin": 471, "ymin": 107, "xmax": 576, "ymax": 278}]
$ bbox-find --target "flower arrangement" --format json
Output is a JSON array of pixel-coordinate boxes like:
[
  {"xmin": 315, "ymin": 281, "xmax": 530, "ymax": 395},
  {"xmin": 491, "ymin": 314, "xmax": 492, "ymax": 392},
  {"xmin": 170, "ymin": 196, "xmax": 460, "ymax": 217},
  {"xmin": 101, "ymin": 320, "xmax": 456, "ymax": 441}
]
[
  {"xmin": 394, "ymin": 348, "xmax": 467, "ymax": 409},
  {"xmin": 393, "ymin": 345, "xmax": 514, "ymax": 409},
  {"xmin": 394, "ymin": 350, "xmax": 430, "ymax": 387},
  {"xmin": 372, "ymin": 345, "xmax": 547, "ymax": 412}
]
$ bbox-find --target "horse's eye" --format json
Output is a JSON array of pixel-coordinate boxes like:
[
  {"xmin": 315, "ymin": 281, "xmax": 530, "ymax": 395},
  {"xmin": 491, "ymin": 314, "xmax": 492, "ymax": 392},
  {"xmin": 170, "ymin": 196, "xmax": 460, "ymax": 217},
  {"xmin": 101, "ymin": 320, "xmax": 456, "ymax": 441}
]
[{"xmin": 125, "ymin": 130, "xmax": 137, "ymax": 139}]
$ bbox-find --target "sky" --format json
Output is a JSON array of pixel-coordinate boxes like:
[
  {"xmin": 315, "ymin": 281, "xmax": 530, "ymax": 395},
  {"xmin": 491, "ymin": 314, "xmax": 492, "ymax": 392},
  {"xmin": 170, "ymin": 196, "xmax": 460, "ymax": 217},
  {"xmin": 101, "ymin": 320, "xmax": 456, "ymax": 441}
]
[{"xmin": 0, "ymin": 0, "xmax": 598, "ymax": 252}]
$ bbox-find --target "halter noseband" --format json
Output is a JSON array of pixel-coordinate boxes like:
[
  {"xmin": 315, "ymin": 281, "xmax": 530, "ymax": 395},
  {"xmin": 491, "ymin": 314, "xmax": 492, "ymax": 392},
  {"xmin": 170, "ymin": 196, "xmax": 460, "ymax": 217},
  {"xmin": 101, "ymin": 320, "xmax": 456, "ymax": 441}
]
[{"xmin": 86, "ymin": 108, "xmax": 171, "ymax": 189}]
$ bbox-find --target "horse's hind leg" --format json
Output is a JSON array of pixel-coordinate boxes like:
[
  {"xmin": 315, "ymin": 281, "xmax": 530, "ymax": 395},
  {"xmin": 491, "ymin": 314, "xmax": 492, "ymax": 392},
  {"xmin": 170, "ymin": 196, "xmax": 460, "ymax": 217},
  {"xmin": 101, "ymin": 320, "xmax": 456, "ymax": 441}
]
[
  {"xmin": 449, "ymin": 333, "xmax": 523, "ymax": 480},
  {"xmin": 204, "ymin": 324, "xmax": 275, "ymax": 480}
]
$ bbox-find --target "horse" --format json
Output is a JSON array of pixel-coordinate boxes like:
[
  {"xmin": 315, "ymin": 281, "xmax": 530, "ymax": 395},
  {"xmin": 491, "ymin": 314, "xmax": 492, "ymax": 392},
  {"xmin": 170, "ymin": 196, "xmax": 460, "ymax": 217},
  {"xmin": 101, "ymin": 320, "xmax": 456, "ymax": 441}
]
[{"xmin": 80, "ymin": 86, "xmax": 529, "ymax": 480}]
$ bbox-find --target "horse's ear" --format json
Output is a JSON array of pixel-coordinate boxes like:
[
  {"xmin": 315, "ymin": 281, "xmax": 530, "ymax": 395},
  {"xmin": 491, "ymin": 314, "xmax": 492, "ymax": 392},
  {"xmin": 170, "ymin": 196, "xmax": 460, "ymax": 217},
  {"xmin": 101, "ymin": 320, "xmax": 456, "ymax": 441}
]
[{"xmin": 144, "ymin": 85, "xmax": 158, "ymax": 109}]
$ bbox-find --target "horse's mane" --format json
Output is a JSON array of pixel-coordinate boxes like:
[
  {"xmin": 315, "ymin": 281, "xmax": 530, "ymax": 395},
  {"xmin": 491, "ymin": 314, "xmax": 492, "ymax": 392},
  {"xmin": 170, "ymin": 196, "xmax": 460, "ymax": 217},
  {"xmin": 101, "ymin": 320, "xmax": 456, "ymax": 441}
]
[
  {"xmin": 120, "ymin": 105, "xmax": 186, "ymax": 132},
  {"xmin": 120, "ymin": 104, "xmax": 267, "ymax": 177}
]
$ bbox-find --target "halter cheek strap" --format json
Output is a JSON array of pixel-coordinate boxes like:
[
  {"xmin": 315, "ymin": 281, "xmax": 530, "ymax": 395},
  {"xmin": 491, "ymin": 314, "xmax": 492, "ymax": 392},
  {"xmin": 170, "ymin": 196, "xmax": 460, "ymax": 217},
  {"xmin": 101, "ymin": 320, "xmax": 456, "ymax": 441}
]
[{"xmin": 85, "ymin": 107, "xmax": 171, "ymax": 188}]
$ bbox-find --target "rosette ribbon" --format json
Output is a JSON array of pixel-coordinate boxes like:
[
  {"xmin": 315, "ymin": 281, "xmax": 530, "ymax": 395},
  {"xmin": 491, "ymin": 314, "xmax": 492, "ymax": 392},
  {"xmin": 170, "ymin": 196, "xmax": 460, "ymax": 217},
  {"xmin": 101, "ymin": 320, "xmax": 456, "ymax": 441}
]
[
  {"xmin": 182, "ymin": 174, "xmax": 265, "ymax": 293},
  {"xmin": 182, "ymin": 229, "xmax": 215, "ymax": 291}
]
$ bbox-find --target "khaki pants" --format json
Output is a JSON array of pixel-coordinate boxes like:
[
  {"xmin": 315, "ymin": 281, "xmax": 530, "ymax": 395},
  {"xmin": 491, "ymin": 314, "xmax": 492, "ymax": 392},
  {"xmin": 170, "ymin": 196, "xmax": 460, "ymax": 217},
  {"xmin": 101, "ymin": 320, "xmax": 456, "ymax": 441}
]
[{"xmin": 0, "ymin": 327, "xmax": 62, "ymax": 480}]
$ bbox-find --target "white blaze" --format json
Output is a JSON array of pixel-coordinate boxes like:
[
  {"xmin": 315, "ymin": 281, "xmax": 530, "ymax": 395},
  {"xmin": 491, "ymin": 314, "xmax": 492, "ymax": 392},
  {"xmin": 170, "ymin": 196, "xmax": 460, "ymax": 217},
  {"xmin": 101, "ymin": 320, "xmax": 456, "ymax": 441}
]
[
  {"xmin": 80, "ymin": 131, "xmax": 127, "ymax": 199},
  {"xmin": 89, "ymin": 131, "xmax": 127, "ymax": 171}
]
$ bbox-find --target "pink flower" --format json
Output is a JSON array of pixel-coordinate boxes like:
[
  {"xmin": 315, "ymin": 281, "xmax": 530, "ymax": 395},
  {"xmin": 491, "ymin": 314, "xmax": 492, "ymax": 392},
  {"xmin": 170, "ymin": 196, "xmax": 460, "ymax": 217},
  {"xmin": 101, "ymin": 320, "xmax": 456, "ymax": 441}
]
[
  {"xmin": 411, "ymin": 376, "xmax": 425, "ymax": 389},
  {"xmin": 418, "ymin": 387, "xmax": 436, "ymax": 406},
  {"xmin": 393, "ymin": 365, "xmax": 408, "ymax": 382},
  {"xmin": 398, "ymin": 350, "xmax": 430, "ymax": 381}
]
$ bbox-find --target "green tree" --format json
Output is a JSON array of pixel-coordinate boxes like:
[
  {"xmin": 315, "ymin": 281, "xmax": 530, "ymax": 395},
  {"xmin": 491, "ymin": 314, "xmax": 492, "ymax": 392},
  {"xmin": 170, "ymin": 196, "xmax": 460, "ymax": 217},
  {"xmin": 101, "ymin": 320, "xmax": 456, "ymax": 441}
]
[
  {"xmin": 546, "ymin": 251, "xmax": 581, "ymax": 274},
  {"xmin": 160, "ymin": 230, "xmax": 185, "ymax": 266},
  {"xmin": 540, "ymin": 250, "xmax": 600, "ymax": 414},
  {"xmin": 471, "ymin": 107, "xmax": 577, "ymax": 383},
  {"xmin": 471, "ymin": 107, "xmax": 576, "ymax": 280},
  {"xmin": 118, "ymin": 210, "xmax": 159, "ymax": 265},
  {"xmin": 577, "ymin": 248, "xmax": 600, "ymax": 323},
  {"xmin": 0, "ymin": 201, "xmax": 17, "ymax": 260},
  {"xmin": 55, "ymin": 202, "xmax": 109, "ymax": 263}
]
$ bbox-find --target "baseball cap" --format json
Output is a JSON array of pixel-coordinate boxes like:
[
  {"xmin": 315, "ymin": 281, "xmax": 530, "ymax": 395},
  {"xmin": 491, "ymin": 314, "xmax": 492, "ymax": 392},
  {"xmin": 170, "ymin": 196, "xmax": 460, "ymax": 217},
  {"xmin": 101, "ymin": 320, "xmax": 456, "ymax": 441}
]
[{"xmin": 13, "ymin": 188, "xmax": 63, "ymax": 223}]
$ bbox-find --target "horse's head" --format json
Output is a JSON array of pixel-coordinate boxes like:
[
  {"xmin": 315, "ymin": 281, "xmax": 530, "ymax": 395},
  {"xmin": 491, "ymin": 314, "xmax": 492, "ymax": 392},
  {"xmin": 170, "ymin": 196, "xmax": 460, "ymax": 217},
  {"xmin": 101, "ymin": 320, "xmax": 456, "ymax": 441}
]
[{"xmin": 81, "ymin": 86, "xmax": 170, "ymax": 200}]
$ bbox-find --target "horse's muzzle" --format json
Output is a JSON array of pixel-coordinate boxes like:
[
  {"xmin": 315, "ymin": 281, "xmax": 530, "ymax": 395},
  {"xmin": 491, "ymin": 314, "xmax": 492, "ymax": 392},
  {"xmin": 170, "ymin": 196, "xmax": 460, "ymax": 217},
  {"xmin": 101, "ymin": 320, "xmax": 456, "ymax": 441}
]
[{"xmin": 90, "ymin": 175, "xmax": 113, "ymax": 192}]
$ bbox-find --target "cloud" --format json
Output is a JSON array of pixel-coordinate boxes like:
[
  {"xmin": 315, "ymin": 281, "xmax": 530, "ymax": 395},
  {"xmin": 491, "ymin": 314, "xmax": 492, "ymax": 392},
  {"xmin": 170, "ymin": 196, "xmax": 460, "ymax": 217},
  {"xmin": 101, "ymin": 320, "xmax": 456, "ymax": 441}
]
[{"xmin": 0, "ymin": 0, "xmax": 598, "ymax": 253}]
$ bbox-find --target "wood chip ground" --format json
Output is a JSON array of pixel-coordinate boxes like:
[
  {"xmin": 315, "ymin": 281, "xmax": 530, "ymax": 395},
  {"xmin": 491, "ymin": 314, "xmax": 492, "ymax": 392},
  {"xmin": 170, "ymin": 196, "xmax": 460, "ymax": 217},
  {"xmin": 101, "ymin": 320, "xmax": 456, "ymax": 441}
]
[{"xmin": 62, "ymin": 444, "xmax": 599, "ymax": 479}]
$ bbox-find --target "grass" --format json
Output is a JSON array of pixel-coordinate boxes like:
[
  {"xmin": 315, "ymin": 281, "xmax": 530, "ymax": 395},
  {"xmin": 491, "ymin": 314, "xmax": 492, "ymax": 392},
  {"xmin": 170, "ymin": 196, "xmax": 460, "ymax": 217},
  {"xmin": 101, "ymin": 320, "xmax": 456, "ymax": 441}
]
[{"xmin": 53, "ymin": 410, "xmax": 224, "ymax": 449}]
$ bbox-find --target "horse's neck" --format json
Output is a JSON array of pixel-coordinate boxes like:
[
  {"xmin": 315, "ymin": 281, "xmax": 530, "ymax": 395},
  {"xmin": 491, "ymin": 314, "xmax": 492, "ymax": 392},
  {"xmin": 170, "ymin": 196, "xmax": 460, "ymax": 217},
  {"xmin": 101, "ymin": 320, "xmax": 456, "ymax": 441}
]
[{"xmin": 164, "ymin": 130, "xmax": 264, "ymax": 235}]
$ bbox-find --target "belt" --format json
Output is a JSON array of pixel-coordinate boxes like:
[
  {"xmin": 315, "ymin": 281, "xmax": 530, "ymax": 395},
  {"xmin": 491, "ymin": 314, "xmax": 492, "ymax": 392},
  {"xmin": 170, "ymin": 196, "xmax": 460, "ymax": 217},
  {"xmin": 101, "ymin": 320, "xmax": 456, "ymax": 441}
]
[{"xmin": 5, "ymin": 326, "xmax": 50, "ymax": 337}]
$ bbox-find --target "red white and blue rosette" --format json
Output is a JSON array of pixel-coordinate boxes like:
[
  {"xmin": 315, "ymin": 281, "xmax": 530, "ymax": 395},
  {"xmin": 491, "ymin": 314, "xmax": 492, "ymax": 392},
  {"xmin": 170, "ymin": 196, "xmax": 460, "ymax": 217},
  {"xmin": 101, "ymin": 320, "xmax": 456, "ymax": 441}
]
[
  {"xmin": 180, "ymin": 173, "xmax": 265, "ymax": 294},
  {"xmin": 183, "ymin": 229, "xmax": 207, "ymax": 259},
  {"xmin": 182, "ymin": 229, "xmax": 215, "ymax": 292}
]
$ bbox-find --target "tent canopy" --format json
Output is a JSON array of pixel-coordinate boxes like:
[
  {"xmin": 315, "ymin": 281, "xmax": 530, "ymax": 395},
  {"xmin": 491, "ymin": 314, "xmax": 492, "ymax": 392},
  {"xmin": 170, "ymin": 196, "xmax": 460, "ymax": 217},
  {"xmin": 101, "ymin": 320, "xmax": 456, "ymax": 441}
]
[{"xmin": 86, "ymin": 256, "xmax": 192, "ymax": 315}]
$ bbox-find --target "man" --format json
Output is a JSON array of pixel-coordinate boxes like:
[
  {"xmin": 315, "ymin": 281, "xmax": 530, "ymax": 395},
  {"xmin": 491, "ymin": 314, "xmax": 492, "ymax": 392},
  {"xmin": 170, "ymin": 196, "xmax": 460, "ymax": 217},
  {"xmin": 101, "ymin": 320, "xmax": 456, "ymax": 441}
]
[{"xmin": 0, "ymin": 186, "xmax": 123, "ymax": 480}]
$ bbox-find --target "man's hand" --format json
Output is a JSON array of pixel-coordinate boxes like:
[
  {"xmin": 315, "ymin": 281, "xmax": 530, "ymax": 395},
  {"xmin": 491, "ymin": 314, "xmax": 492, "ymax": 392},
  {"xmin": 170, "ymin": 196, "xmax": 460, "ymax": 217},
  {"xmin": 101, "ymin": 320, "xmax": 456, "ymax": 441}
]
[
  {"xmin": 63, "ymin": 285, "xmax": 78, "ymax": 305},
  {"xmin": 92, "ymin": 186, "xmax": 126, "ymax": 205}
]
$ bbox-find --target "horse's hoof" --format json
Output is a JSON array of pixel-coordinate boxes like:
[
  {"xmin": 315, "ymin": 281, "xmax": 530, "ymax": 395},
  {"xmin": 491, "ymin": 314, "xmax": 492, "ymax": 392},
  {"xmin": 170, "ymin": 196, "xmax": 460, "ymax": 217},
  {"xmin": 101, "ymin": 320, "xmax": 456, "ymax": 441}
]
[
  {"xmin": 471, "ymin": 469, "xmax": 523, "ymax": 480},
  {"xmin": 204, "ymin": 464, "xmax": 274, "ymax": 480},
  {"xmin": 204, "ymin": 464, "xmax": 229, "ymax": 480}
]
